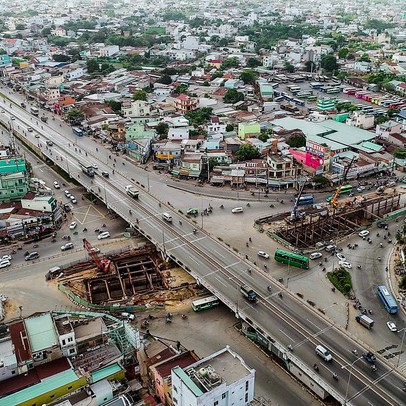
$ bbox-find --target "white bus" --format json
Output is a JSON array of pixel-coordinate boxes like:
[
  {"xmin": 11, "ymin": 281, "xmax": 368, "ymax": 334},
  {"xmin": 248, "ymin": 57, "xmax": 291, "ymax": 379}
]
[{"xmin": 191, "ymin": 295, "xmax": 220, "ymax": 312}]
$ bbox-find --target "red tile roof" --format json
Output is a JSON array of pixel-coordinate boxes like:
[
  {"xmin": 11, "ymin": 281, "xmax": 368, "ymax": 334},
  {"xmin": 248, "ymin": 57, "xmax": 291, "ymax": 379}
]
[{"xmin": 8, "ymin": 320, "xmax": 31, "ymax": 363}]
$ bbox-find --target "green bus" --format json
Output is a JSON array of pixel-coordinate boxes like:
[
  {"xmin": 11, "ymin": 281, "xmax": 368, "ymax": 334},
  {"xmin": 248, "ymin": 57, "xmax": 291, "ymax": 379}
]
[
  {"xmin": 326, "ymin": 184, "xmax": 353, "ymax": 202},
  {"xmin": 191, "ymin": 295, "xmax": 220, "ymax": 312},
  {"xmin": 274, "ymin": 249, "xmax": 309, "ymax": 269}
]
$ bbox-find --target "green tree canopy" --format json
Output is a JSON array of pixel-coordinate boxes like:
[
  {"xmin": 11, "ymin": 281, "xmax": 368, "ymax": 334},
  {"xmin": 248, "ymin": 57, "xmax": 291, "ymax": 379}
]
[
  {"xmin": 221, "ymin": 57, "xmax": 240, "ymax": 70},
  {"xmin": 133, "ymin": 90, "xmax": 147, "ymax": 101},
  {"xmin": 155, "ymin": 122, "xmax": 169, "ymax": 139},
  {"xmin": 157, "ymin": 74, "xmax": 172, "ymax": 84},
  {"xmin": 86, "ymin": 58, "xmax": 99, "ymax": 73},
  {"xmin": 284, "ymin": 61, "xmax": 295, "ymax": 73},
  {"xmin": 338, "ymin": 48, "xmax": 349, "ymax": 59},
  {"xmin": 240, "ymin": 70, "xmax": 259, "ymax": 85},
  {"xmin": 223, "ymin": 89, "xmax": 244, "ymax": 104},
  {"xmin": 107, "ymin": 100, "xmax": 122, "ymax": 113},
  {"xmin": 236, "ymin": 144, "xmax": 261, "ymax": 161},
  {"xmin": 52, "ymin": 54, "xmax": 70, "ymax": 62},
  {"xmin": 66, "ymin": 109, "xmax": 84, "ymax": 123},
  {"xmin": 287, "ymin": 134, "xmax": 306, "ymax": 148},
  {"xmin": 184, "ymin": 107, "xmax": 213, "ymax": 127},
  {"xmin": 304, "ymin": 61, "xmax": 316, "ymax": 72},
  {"xmin": 226, "ymin": 124, "xmax": 234, "ymax": 132},
  {"xmin": 393, "ymin": 149, "xmax": 406, "ymax": 159},
  {"xmin": 246, "ymin": 58, "xmax": 262, "ymax": 68},
  {"xmin": 320, "ymin": 54, "xmax": 338, "ymax": 72}
]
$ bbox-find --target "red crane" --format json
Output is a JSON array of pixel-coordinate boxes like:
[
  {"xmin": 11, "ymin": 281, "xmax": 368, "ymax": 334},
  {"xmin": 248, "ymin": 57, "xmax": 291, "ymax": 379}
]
[{"xmin": 83, "ymin": 238, "xmax": 111, "ymax": 273}]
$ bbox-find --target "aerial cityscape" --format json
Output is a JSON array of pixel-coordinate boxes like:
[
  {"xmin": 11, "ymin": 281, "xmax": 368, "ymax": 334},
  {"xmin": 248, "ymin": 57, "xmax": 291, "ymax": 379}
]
[{"xmin": 0, "ymin": 0, "xmax": 405, "ymax": 405}]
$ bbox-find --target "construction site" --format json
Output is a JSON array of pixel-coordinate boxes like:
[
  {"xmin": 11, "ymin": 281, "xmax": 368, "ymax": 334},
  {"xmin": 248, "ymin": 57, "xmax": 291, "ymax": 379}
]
[
  {"xmin": 257, "ymin": 188, "xmax": 401, "ymax": 249},
  {"xmin": 50, "ymin": 239, "xmax": 198, "ymax": 310}
]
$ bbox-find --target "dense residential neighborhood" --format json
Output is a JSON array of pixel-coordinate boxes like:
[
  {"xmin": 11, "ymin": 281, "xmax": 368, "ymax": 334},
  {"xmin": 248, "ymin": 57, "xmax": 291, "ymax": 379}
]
[{"xmin": 1, "ymin": 0, "xmax": 406, "ymax": 405}]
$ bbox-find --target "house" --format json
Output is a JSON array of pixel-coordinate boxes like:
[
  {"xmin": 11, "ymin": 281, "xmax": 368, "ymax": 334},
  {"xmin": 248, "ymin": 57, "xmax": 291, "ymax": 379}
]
[
  {"xmin": 376, "ymin": 120, "xmax": 402, "ymax": 138},
  {"xmin": 171, "ymin": 346, "xmax": 255, "ymax": 406},
  {"xmin": 238, "ymin": 122, "xmax": 261, "ymax": 139},
  {"xmin": 174, "ymin": 94, "xmax": 198, "ymax": 114},
  {"xmin": 122, "ymin": 100, "xmax": 152, "ymax": 118}
]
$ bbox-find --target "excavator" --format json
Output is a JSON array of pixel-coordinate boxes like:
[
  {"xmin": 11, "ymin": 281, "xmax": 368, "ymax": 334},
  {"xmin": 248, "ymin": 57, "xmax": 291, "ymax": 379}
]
[
  {"xmin": 83, "ymin": 238, "xmax": 111, "ymax": 273},
  {"xmin": 330, "ymin": 156, "xmax": 355, "ymax": 208}
]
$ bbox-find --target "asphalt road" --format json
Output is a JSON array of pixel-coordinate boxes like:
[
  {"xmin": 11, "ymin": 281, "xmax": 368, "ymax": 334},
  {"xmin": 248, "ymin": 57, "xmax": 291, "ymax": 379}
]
[{"xmin": 1, "ymin": 94, "xmax": 406, "ymax": 404}]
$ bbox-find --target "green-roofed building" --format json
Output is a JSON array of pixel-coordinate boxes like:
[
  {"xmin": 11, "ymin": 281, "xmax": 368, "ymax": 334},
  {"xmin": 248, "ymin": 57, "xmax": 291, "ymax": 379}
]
[{"xmin": 0, "ymin": 369, "xmax": 86, "ymax": 406}]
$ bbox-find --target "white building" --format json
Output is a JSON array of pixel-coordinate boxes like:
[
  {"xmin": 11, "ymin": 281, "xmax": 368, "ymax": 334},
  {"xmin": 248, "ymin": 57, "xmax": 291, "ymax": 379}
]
[
  {"xmin": 346, "ymin": 112, "xmax": 375, "ymax": 130},
  {"xmin": 98, "ymin": 45, "xmax": 119, "ymax": 57},
  {"xmin": 64, "ymin": 67, "xmax": 85, "ymax": 81},
  {"xmin": 122, "ymin": 100, "xmax": 151, "ymax": 118},
  {"xmin": 171, "ymin": 346, "xmax": 255, "ymax": 406}
]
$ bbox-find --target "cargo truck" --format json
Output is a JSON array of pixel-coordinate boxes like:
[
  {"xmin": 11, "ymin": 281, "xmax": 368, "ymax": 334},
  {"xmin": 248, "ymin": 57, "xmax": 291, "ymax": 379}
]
[
  {"xmin": 79, "ymin": 162, "xmax": 95, "ymax": 177},
  {"xmin": 355, "ymin": 313, "xmax": 374, "ymax": 329},
  {"xmin": 240, "ymin": 285, "xmax": 257, "ymax": 302}
]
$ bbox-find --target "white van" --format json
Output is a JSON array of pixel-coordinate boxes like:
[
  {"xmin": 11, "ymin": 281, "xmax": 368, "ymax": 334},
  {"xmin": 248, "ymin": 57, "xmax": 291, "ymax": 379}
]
[
  {"xmin": 315, "ymin": 345, "xmax": 333, "ymax": 361},
  {"xmin": 231, "ymin": 207, "xmax": 244, "ymax": 214},
  {"xmin": 162, "ymin": 212, "xmax": 172, "ymax": 223}
]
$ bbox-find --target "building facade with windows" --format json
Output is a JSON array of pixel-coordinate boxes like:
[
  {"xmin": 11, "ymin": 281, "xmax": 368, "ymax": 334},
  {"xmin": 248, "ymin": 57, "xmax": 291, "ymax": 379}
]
[{"xmin": 171, "ymin": 346, "xmax": 255, "ymax": 406}]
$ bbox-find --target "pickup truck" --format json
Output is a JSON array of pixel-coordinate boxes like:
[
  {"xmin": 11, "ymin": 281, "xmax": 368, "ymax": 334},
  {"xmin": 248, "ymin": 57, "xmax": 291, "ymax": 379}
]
[{"xmin": 125, "ymin": 185, "xmax": 139, "ymax": 199}]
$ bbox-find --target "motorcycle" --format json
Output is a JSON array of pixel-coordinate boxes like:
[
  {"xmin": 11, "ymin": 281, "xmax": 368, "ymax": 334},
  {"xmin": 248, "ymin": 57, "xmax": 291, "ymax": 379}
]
[{"xmin": 313, "ymin": 364, "xmax": 319, "ymax": 372}]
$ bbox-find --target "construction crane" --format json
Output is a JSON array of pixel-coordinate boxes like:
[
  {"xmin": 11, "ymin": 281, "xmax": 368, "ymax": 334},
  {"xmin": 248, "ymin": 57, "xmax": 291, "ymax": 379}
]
[
  {"xmin": 291, "ymin": 182, "xmax": 306, "ymax": 220},
  {"xmin": 83, "ymin": 238, "xmax": 111, "ymax": 273},
  {"xmin": 331, "ymin": 156, "xmax": 355, "ymax": 208}
]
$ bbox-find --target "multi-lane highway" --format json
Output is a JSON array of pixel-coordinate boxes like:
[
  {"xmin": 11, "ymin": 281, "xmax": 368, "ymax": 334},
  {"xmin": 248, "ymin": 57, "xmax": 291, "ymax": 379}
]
[{"xmin": 1, "ymin": 98, "xmax": 406, "ymax": 405}]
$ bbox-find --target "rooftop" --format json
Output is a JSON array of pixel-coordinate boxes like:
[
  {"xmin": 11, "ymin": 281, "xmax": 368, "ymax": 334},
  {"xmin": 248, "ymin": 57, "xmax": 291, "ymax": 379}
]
[
  {"xmin": 74, "ymin": 317, "xmax": 106, "ymax": 342},
  {"xmin": 176, "ymin": 347, "xmax": 253, "ymax": 395},
  {"xmin": 25, "ymin": 313, "xmax": 58, "ymax": 353}
]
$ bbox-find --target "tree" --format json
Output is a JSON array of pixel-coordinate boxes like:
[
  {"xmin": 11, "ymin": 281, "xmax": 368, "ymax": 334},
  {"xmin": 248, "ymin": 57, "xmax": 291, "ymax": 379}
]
[
  {"xmin": 284, "ymin": 61, "xmax": 295, "ymax": 73},
  {"xmin": 258, "ymin": 133, "xmax": 269, "ymax": 142},
  {"xmin": 287, "ymin": 134, "xmax": 306, "ymax": 147},
  {"xmin": 175, "ymin": 84, "xmax": 188, "ymax": 94},
  {"xmin": 155, "ymin": 122, "xmax": 169, "ymax": 139},
  {"xmin": 223, "ymin": 89, "xmax": 244, "ymax": 104},
  {"xmin": 41, "ymin": 27, "xmax": 51, "ymax": 36},
  {"xmin": 320, "ymin": 54, "xmax": 338, "ymax": 72},
  {"xmin": 15, "ymin": 23, "xmax": 26, "ymax": 30},
  {"xmin": 66, "ymin": 109, "xmax": 84, "ymax": 123},
  {"xmin": 338, "ymin": 48, "xmax": 349, "ymax": 59},
  {"xmin": 393, "ymin": 149, "xmax": 406, "ymax": 159},
  {"xmin": 358, "ymin": 53, "xmax": 370, "ymax": 62},
  {"xmin": 184, "ymin": 107, "xmax": 213, "ymax": 127},
  {"xmin": 86, "ymin": 58, "xmax": 99, "ymax": 73},
  {"xmin": 107, "ymin": 100, "xmax": 122, "ymax": 113},
  {"xmin": 226, "ymin": 124, "xmax": 234, "ymax": 132},
  {"xmin": 221, "ymin": 57, "xmax": 240, "ymax": 70},
  {"xmin": 240, "ymin": 70, "xmax": 258, "ymax": 85},
  {"xmin": 133, "ymin": 90, "xmax": 147, "ymax": 101},
  {"xmin": 157, "ymin": 74, "xmax": 172, "ymax": 85},
  {"xmin": 236, "ymin": 144, "xmax": 261, "ymax": 161},
  {"xmin": 246, "ymin": 58, "xmax": 262, "ymax": 68},
  {"xmin": 304, "ymin": 61, "xmax": 316, "ymax": 72}
]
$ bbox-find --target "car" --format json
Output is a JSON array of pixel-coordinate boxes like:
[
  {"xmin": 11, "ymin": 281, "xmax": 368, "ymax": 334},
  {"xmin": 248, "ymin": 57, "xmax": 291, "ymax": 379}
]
[
  {"xmin": 377, "ymin": 222, "xmax": 388, "ymax": 229},
  {"xmin": 35, "ymin": 134, "xmax": 40, "ymax": 138},
  {"xmin": 101, "ymin": 171, "xmax": 109, "ymax": 178},
  {"xmin": 61, "ymin": 242, "xmax": 74, "ymax": 251},
  {"xmin": 0, "ymin": 259, "xmax": 11, "ymax": 268},
  {"xmin": 64, "ymin": 190, "xmax": 71, "ymax": 198},
  {"xmin": 64, "ymin": 203, "xmax": 72, "ymax": 212},
  {"xmin": 53, "ymin": 181, "xmax": 60, "ymax": 189},
  {"xmin": 46, "ymin": 140, "xmax": 53, "ymax": 146},
  {"xmin": 92, "ymin": 163, "xmax": 98, "ymax": 169},
  {"xmin": 310, "ymin": 252, "xmax": 323, "ymax": 260},
  {"xmin": 27, "ymin": 127, "xmax": 33, "ymax": 132},
  {"xmin": 1, "ymin": 254, "xmax": 12, "ymax": 261},
  {"xmin": 25, "ymin": 252, "xmax": 39, "ymax": 261},
  {"xmin": 71, "ymin": 198, "xmax": 77, "ymax": 204},
  {"xmin": 359, "ymin": 230, "xmax": 370, "ymax": 237},
  {"xmin": 70, "ymin": 195, "xmax": 76, "ymax": 202},
  {"xmin": 336, "ymin": 253, "xmax": 346, "ymax": 261},
  {"xmin": 90, "ymin": 247, "xmax": 100, "ymax": 253},
  {"xmin": 98, "ymin": 231, "xmax": 110, "ymax": 240},
  {"xmin": 387, "ymin": 321, "xmax": 397, "ymax": 332},
  {"xmin": 257, "ymin": 250, "xmax": 270, "ymax": 259},
  {"xmin": 69, "ymin": 221, "xmax": 77, "ymax": 230},
  {"xmin": 357, "ymin": 186, "xmax": 365, "ymax": 192},
  {"xmin": 339, "ymin": 261, "xmax": 352, "ymax": 269},
  {"xmin": 231, "ymin": 207, "xmax": 244, "ymax": 214},
  {"xmin": 121, "ymin": 312, "xmax": 135, "ymax": 320},
  {"xmin": 10, "ymin": 116, "xmax": 15, "ymax": 120}
]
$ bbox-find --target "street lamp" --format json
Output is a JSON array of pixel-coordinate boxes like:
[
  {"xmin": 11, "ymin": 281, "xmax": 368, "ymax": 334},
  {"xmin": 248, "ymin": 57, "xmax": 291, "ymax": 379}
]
[
  {"xmin": 19, "ymin": 306, "xmax": 23, "ymax": 319},
  {"xmin": 343, "ymin": 355, "xmax": 363, "ymax": 405},
  {"xmin": 397, "ymin": 327, "xmax": 406, "ymax": 368}
]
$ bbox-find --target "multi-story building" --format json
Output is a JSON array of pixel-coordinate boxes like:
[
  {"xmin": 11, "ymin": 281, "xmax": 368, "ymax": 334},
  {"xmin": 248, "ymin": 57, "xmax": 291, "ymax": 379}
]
[
  {"xmin": 0, "ymin": 156, "xmax": 28, "ymax": 202},
  {"xmin": 171, "ymin": 346, "xmax": 255, "ymax": 406},
  {"xmin": 122, "ymin": 100, "xmax": 151, "ymax": 118},
  {"xmin": 266, "ymin": 154, "xmax": 297, "ymax": 179},
  {"xmin": 174, "ymin": 94, "xmax": 198, "ymax": 114}
]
